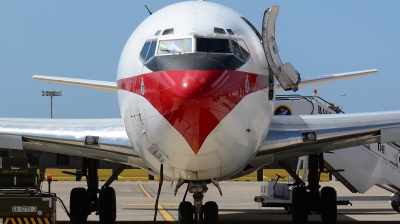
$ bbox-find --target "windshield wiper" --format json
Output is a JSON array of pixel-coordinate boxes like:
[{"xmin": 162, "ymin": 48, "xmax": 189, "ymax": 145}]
[
  {"xmin": 160, "ymin": 48, "xmax": 182, "ymax": 54},
  {"xmin": 160, "ymin": 48, "xmax": 173, "ymax": 53}
]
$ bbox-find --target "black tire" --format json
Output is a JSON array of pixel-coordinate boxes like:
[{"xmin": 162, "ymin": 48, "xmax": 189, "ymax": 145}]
[
  {"xmin": 70, "ymin": 188, "xmax": 88, "ymax": 223},
  {"xmin": 178, "ymin": 201, "xmax": 193, "ymax": 224},
  {"xmin": 321, "ymin": 186, "xmax": 337, "ymax": 223},
  {"xmin": 292, "ymin": 187, "xmax": 308, "ymax": 223},
  {"xmin": 204, "ymin": 201, "xmax": 218, "ymax": 224},
  {"xmin": 391, "ymin": 200, "xmax": 400, "ymax": 212},
  {"xmin": 99, "ymin": 187, "xmax": 117, "ymax": 223}
]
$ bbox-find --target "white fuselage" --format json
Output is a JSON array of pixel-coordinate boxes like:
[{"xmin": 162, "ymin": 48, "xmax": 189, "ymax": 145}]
[{"xmin": 117, "ymin": 1, "xmax": 273, "ymax": 181}]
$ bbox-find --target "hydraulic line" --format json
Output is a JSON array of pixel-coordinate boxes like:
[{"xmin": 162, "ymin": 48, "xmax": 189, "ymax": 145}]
[{"xmin": 153, "ymin": 163, "xmax": 164, "ymax": 224}]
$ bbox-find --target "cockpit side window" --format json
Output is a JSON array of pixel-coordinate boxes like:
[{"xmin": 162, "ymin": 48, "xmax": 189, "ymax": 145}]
[
  {"xmin": 231, "ymin": 40, "xmax": 244, "ymax": 60},
  {"xmin": 140, "ymin": 41, "xmax": 151, "ymax": 62},
  {"xmin": 140, "ymin": 40, "xmax": 158, "ymax": 63},
  {"xmin": 157, "ymin": 38, "xmax": 192, "ymax": 55},
  {"xmin": 147, "ymin": 40, "xmax": 158, "ymax": 60},
  {"xmin": 196, "ymin": 38, "xmax": 231, "ymax": 53},
  {"xmin": 237, "ymin": 39, "xmax": 250, "ymax": 60}
]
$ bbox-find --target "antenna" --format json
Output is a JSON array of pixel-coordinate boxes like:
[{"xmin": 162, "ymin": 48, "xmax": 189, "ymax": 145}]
[{"xmin": 145, "ymin": 5, "xmax": 152, "ymax": 15}]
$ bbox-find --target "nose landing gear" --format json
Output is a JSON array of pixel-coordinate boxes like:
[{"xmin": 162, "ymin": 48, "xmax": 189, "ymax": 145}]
[{"xmin": 178, "ymin": 180, "xmax": 220, "ymax": 224}]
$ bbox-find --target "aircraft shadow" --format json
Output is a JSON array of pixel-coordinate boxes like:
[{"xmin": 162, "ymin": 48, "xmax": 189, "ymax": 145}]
[{"xmin": 57, "ymin": 207, "xmax": 400, "ymax": 224}]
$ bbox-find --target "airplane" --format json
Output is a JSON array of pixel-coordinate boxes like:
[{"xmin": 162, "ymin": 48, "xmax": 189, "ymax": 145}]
[
  {"xmin": 339, "ymin": 93, "xmax": 347, "ymax": 96},
  {"xmin": 1, "ymin": 1, "xmax": 400, "ymax": 224}
]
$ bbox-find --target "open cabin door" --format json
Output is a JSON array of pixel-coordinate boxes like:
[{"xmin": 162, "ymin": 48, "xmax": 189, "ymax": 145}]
[{"xmin": 263, "ymin": 6, "xmax": 301, "ymax": 91}]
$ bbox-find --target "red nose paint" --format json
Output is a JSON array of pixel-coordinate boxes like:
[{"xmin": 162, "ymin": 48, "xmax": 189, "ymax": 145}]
[{"xmin": 118, "ymin": 70, "xmax": 268, "ymax": 154}]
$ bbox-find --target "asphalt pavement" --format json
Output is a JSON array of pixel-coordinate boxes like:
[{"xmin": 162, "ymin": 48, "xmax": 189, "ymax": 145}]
[{"xmin": 50, "ymin": 180, "xmax": 400, "ymax": 223}]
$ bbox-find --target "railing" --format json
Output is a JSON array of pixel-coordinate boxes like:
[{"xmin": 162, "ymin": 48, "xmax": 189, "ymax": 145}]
[{"xmin": 276, "ymin": 94, "xmax": 345, "ymax": 114}]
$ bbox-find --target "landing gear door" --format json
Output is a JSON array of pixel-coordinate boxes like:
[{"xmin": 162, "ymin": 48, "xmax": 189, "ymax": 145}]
[{"xmin": 263, "ymin": 5, "xmax": 301, "ymax": 92}]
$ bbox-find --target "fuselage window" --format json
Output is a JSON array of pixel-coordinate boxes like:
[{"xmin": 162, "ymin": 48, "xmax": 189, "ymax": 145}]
[
  {"xmin": 196, "ymin": 38, "xmax": 231, "ymax": 53},
  {"xmin": 237, "ymin": 39, "xmax": 250, "ymax": 60},
  {"xmin": 155, "ymin": 30, "xmax": 161, "ymax": 36},
  {"xmin": 231, "ymin": 40, "xmax": 244, "ymax": 60},
  {"xmin": 214, "ymin": 27, "xmax": 226, "ymax": 34},
  {"xmin": 162, "ymin": 28, "xmax": 174, "ymax": 35},
  {"xmin": 226, "ymin": 29, "xmax": 234, "ymax": 35},
  {"xmin": 157, "ymin": 38, "xmax": 192, "ymax": 55},
  {"xmin": 140, "ymin": 41, "xmax": 151, "ymax": 62}
]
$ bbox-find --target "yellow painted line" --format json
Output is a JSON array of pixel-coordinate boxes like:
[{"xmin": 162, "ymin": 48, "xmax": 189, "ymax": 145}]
[
  {"xmin": 23, "ymin": 218, "xmax": 29, "ymax": 224},
  {"xmin": 11, "ymin": 218, "xmax": 16, "ymax": 224},
  {"xmin": 30, "ymin": 218, "xmax": 36, "ymax": 224},
  {"xmin": 139, "ymin": 184, "xmax": 153, "ymax": 198},
  {"xmin": 158, "ymin": 205, "xmax": 176, "ymax": 223},
  {"xmin": 17, "ymin": 218, "xmax": 22, "ymax": 224},
  {"xmin": 44, "ymin": 219, "xmax": 50, "ymax": 224},
  {"xmin": 4, "ymin": 218, "xmax": 9, "ymax": 224},
  {"xmin": 37, "ymin": 218, "xmax": 43, "ymax": 224},
  {"xmin": 125, "ymin": 202, "xmax": 180, "ymax": 206}
]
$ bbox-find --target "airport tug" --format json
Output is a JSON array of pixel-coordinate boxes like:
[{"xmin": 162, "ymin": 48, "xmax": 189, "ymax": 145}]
[{"xmin": 0, "ymin": 157, "xmax": 56, "ymax": 224}]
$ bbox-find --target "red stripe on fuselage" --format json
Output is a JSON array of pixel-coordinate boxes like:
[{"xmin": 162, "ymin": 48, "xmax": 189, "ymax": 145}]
[{"xmin": 117, "ymin": 70, "xmax": 268, "ymax": 154}]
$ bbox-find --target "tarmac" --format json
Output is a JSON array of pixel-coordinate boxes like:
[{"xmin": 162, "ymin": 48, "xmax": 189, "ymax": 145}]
[{"xmin": 50, "ymin": 180, "xmax": 400, "ymax": 223}]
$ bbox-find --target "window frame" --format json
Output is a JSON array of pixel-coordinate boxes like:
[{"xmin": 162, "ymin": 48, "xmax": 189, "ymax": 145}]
[
  {"xmin": 139, "ymin": 36, "xmax": 251, "ymax": 63},
  {"xmin": 195, "ymin": 37, "xmax": 233, "ymax": 55},
  {"xmin": 139, "ymin": 41, "xmax": 151, "ymax": 63},
  {"xmin": 139, "ymin": 39, "xmax": 158, "ymax": 64},
  {"xmin": 236, "ymin": 39, "xmax": 250, "ymax": 61},
  {"xmin": 162, "ymin": 28, "xmax": 174, "ymax": 35},
  {"xmin": 214, "ymin": 27, "xmax": 226, "ymax": 35},
  {"xmin": 146, "ymin": 40, "xmax": 158, "ymax": 61},
  {"xmin": 156, "ymin": 36, "xmax": 194, "ymax": 56},
  {"xmin": 230, "ymin": 38, "xmax": 251, "ymax": 62}
]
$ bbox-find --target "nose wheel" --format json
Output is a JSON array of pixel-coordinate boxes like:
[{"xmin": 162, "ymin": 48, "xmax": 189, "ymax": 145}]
[
  {"xmin": 177, "ymin": 181, "xmax": 220, "ymax": 224},
  {"xmin": 204, "ymin": 201, "xmax": 218, "ymax": 224},
  {"xmin": 178, "ymin": 201, "xmax": 193, "ymax": 224}
]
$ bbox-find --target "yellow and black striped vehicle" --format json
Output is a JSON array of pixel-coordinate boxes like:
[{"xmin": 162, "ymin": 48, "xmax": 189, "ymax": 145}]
[{"xmin": 0, "ymin": 158, "xmax": 56, "ymax": 224}]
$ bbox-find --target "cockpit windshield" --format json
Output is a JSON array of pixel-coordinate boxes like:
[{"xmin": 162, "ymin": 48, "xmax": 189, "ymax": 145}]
[
  {"xmin": 196, "ymin": 38, "xmax": 231, "ymax": 53},
  {"xmin": 157, "ymin": 38, "xmax": 192, "ymax": 55}
]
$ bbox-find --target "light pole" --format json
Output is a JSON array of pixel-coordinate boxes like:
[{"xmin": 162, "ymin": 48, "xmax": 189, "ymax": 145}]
[{"xmin": 41, "ymin": 90, "xmax": 62, "ymax": 119}]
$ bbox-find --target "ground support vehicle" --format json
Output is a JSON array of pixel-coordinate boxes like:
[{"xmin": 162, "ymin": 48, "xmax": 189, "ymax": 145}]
[{"xmin": 0, "ymin": 158, "xmax": 56, "ymax": 224}]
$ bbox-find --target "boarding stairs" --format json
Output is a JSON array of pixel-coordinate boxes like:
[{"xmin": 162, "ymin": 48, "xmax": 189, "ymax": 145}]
[
  {"xmin": 275, "ymin": 94, "xmax": 343, "ymax": 115},
  {"xmin": 275, "ymin": 95, "xmax": 400, "ymax": 196}
]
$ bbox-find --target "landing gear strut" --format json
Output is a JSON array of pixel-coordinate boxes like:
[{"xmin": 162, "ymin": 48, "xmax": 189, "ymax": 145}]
[
  {"xmin": 69, "ymin": 158, "xmax": 121, "ymax": 223},
  {"xmin": 178, "ymin": 180, "xmax": 220, "ymax": 224},
  {"xmin": 281, "ymin": 153, "xmax": 337, "ymax": 223}
]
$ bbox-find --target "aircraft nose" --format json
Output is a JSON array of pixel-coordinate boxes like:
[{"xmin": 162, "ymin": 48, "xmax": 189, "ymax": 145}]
[
  {"xmin": 159, "ymin": 69, "xmax": 232, "ymax": 154},
  {"xmin": 117, "ymin": 54, "xmax": 267, "ymax": 154}
]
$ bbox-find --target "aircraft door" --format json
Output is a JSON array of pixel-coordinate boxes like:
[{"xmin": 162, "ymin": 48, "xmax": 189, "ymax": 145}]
[{"xmin": 262, "ymin": 6, "xmax": 301, "ymax": 91}]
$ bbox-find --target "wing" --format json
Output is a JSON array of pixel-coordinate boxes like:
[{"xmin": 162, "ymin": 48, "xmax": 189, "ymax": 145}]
[
  {"xmin": 0, "ymin": 118, "xmax": 149, "ymax": 169},
  {"xmin": 33, "ymin": 75, "xmax": 117, "ymax": 92},
  {"xmin": 276, "ymin": 69, "xmax": 378, "ymax": 92},
  {"xmin": 250, "ymin": 111, "xmax": 400, "ymax": 168}
]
